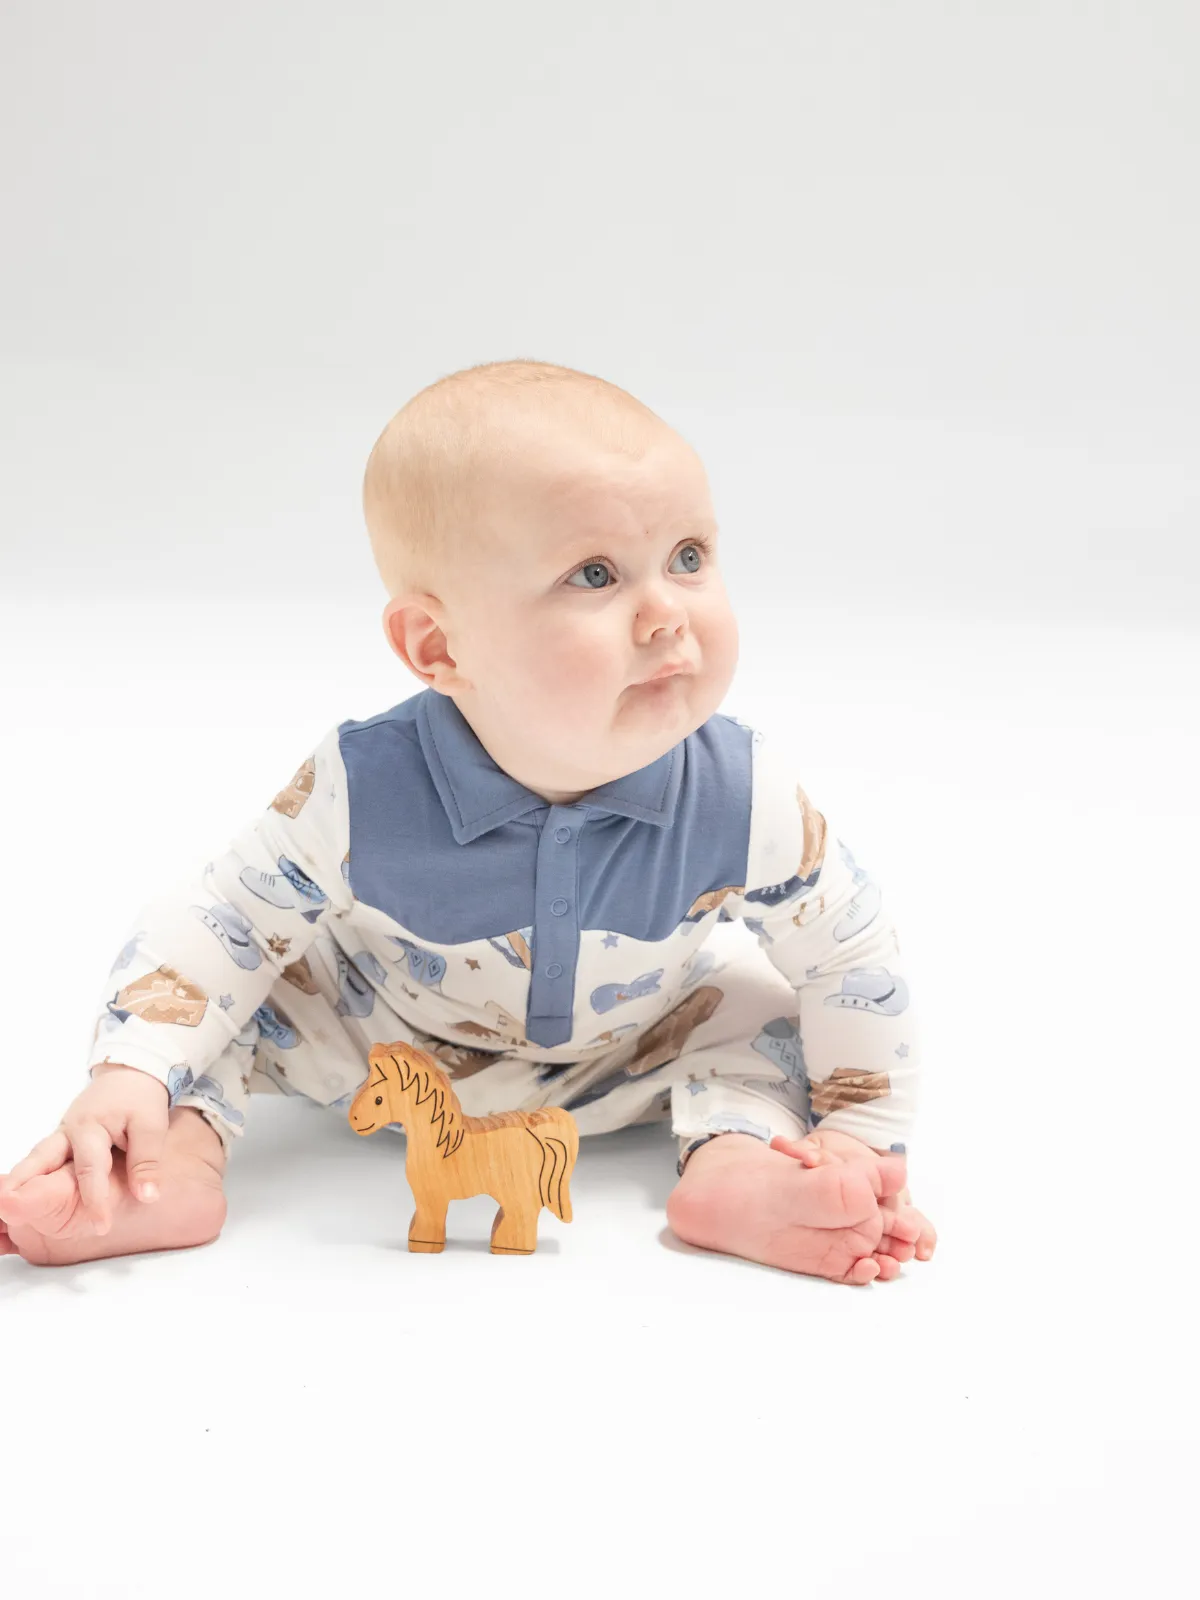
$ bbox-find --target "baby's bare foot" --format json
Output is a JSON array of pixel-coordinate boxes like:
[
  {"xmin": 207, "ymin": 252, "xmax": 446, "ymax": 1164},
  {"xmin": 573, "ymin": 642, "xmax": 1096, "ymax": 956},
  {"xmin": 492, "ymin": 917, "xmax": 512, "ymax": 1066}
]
[
  {"xmin": 0, "ymin": 1137, "xmax": 226, "ymax": 1267},
  {"xmin": 667, "ymin": 1133, "xmax": 910, "ymax": 1285}
]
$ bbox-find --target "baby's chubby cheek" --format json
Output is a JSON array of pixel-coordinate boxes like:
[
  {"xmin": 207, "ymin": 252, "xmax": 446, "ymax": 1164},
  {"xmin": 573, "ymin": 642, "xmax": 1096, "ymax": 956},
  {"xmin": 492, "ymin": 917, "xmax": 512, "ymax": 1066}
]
[
  {"xmin": 537, "ymin": 631, "xmax": 626, "ymax": 702},
  {"xmin": 702, "ymin": 602, "xmax": 739, "ymax": 686}
]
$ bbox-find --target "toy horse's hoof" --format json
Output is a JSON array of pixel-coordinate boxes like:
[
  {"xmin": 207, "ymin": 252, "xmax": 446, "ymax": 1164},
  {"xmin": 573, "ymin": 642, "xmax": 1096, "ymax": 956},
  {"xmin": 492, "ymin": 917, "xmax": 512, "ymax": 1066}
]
[
  {"xmin": 409, "ymin": 1239, "xmax": 445, "ymax": 1253},
  {"xmin": 490, "ymin": 1206, "xmax": 536, "ymax": 1254}
]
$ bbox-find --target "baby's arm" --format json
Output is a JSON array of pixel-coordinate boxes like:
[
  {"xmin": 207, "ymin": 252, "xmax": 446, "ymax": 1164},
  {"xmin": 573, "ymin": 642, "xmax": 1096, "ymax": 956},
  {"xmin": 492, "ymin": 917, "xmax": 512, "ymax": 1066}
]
[
  {"xmin": 727, "ymin": 728, "xmax": 921, "ymax": 1157},
  {"xmin": 83, "ymin": 724, "xmax": 354, "ymax": 1155},
  {"xmin": 3, "ymin": 729, "xmax": 354, "ymax": 1261}
]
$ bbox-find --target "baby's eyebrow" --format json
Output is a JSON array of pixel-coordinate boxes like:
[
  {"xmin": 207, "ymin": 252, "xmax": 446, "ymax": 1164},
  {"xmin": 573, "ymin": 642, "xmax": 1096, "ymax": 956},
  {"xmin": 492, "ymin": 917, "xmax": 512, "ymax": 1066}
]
[{"xmin": 556, "ymin": 519, "xmax": 718, "ymax": 560}]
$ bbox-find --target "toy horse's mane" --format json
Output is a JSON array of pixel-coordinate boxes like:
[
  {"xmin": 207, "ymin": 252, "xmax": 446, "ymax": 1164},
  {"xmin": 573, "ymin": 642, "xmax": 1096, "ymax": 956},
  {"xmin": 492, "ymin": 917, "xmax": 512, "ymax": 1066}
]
[{"xmin": 372, "ymin": 1046, "xmax": 465, "ymax": 1155}]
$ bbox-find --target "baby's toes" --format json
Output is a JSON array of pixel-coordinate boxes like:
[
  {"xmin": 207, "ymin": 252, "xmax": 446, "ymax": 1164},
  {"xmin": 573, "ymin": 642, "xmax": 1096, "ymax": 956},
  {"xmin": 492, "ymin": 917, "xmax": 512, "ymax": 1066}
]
[
  {"xmin": 887, "ymin": 1205, "xmax": 922, "ymax": 1239},
  {"xmin": 843, "ymin": 1256, "xmax": 882, "ymax": 1286},
  {"xmin": 877, "ymin": 1234, "xmax": 916, "ymax": 1265},
  {"xmin": 890, "ymin": 1204, "xmax": 938, "ymax": 1261},
  {"xmin": 869, "ymin": 1251, "xmax": 904, "ymax": 1280}
]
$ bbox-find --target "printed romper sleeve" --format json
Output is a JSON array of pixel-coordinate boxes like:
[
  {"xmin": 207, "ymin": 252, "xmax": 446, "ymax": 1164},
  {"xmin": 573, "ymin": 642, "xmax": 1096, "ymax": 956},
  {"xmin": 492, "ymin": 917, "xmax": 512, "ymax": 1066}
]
[
  {"xmin": 84, "ymin": 724, "xmax": 354, "ymax": 1146},
  {"xmin": 720, "ymin": 727, "xmax": 921, "ymax": 1157}
]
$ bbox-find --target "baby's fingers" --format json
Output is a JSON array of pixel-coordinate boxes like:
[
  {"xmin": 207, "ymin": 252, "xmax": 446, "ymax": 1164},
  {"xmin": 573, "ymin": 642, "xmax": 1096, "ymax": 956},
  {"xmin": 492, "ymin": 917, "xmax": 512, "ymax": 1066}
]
[
  {"xmin": 0, "ymin": 1128, "xmax": 73, "ymax": 1193},
  {"xmin": 769, "ymin": 1134, "xmax": 827, "ymax": 1167},
  {"xmin": 125, "ymin": 1113, "xmax": 167, "ymax": 1204},
  {"xmin": 63, "ymin": 1120, "xmax": 115, "ymax": 1232}
]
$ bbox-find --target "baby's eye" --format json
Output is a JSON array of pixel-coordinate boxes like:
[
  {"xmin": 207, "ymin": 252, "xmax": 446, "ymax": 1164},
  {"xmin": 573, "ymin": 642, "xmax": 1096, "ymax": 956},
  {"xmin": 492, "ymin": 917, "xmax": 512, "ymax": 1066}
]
[
  {"xmin": 566, "ymin": 542, "xmax": 706, "ymax": 589},
  {"xmin": 670, "ymin": 543, "xmax": 704, "ymax": 575},
  {"xmin": 567, "ymin": 560, "xmax": 613, "ymax": 590}
]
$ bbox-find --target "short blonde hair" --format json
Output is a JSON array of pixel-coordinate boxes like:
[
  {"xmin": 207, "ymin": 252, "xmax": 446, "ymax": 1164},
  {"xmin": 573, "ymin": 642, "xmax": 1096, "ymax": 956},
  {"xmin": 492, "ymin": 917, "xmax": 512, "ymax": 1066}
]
[{"xmin": 362, "ymin": 359, "xmax": 671, "ymax": 598}]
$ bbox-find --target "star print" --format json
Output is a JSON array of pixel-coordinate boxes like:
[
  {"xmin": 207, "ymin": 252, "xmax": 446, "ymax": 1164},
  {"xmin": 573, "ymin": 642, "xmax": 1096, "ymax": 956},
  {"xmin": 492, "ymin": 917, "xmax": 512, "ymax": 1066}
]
[
  {"xmin": 204, "ymin": 862, "xmax": 214, "ymax": 876},
  {"xmin": 685, "ymin": 1080, "xmax": 708, "ymax": 1095},
  {"xmin": 267, "ymin": 934, "xmax": 292, "ymax": 957},
  {"xmin": 763, "ymin": 839, "xmax": 778, "ymax": 858},
  {"xmin": 805, "ymin": 966, "xmax": 821, "ymax": 980},
  {"xmin": 465, "ymin": 958, "xmax": 480, "ymax": 970},
  {"xmin": 218, "ymin": 993, "xmax": 235, "ymax": 1010},
  {"xmin": 603, "ymin": 932, "xmax": 619, "ymax": 949},
  {"xmin": 895, "ymin": 1042, "xmax": 909, "ymax": 1059}
]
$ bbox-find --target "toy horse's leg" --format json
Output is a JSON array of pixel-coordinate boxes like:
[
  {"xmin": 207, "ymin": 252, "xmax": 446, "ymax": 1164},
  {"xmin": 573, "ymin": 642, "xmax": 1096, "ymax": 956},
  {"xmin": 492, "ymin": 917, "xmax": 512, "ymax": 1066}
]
[
  {"xmin": 489, "ymin": 1199, "xmax": 538, "ymax": 1256},
  {"xmin": 409, "ymin": 1189, "xmax": 449, "ymax": 1254}
]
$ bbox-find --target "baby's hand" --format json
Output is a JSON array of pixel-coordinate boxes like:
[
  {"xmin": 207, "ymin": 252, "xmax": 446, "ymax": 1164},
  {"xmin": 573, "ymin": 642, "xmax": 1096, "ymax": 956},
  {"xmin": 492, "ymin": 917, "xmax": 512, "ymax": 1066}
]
[
  {"xmin": 770, "ymin": 1130, "xmax": 938, "ymax": 1264},
  {"xmin": 772, "ymin": 1128, "xmax": 890, "ymax": 1170},
  {"xmin": 668, "ymin": 1131, "xmax": 910, "ymax": 1284},
  {"xmin": 0, "ymin": 1064, "xmax": 170, "ymax": 1235}
]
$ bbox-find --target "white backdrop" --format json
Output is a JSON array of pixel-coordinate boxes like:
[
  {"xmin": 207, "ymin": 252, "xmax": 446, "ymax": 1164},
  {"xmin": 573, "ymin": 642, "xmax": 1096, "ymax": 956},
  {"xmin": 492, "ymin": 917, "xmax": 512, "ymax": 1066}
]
[
  {"xmin": 1, "ymin": 6, "xmax": 1197, "ymax": 1598},
  {"xmin": 1, "ymin": 1, "xmax": 1196, "ymax": 627}
]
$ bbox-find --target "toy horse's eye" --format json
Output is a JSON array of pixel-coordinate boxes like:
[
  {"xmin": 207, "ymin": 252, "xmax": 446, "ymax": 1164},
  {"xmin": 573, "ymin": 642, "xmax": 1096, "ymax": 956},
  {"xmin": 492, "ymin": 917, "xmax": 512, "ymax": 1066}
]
[{"xmin": 375, "ymin": 1096, "xmax": 383, "ymax": 1106}]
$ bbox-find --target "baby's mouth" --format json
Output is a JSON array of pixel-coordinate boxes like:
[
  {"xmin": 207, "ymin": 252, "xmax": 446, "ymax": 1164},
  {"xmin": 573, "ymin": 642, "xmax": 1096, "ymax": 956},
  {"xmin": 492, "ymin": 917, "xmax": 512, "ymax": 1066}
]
[{"xmin": 633, "ymin": 661, "xmax": 692, "ymax": 686}]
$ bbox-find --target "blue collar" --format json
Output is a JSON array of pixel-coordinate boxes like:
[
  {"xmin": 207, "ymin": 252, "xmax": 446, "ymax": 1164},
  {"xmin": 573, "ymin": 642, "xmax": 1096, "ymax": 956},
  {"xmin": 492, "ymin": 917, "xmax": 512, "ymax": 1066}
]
[{"xmin": 415, "ymin": 688, "xmax": 684, "ymax": 844}]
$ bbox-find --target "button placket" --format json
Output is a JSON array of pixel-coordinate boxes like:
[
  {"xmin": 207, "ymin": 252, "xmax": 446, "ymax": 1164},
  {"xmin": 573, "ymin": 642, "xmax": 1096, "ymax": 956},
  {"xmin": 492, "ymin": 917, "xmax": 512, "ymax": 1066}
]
[{"xmin": 527, "ymin": 804, "xmax": 586, "ymax": 1048}]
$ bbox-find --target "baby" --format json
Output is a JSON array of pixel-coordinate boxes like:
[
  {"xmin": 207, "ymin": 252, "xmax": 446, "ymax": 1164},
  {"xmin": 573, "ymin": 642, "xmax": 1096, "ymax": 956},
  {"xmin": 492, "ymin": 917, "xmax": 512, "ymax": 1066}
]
[{"xmin": 0, "ymin": 360, "xmax": 937, "ymax": 1283}]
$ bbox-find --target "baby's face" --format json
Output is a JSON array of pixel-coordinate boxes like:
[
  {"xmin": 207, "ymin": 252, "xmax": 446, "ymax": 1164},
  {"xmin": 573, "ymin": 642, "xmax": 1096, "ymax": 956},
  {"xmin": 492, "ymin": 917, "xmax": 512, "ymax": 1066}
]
[{"xmin": 411, "ymin": 430, "xmax": 738, "ymax": 804}]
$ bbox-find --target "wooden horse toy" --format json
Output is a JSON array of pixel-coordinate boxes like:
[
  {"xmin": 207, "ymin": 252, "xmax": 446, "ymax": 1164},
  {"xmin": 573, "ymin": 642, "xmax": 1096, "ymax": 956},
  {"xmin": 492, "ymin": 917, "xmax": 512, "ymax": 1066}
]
[{"xmin": 348, "ymin": 1041, "xmax": 579, "ymax": 1255}]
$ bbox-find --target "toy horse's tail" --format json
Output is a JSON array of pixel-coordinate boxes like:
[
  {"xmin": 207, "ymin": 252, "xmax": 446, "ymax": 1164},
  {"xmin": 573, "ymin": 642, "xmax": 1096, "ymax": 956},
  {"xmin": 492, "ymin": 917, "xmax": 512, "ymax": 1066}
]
[{"xmin": 527, "ymin": 1110, "xmax": 579, "ymax": 1223}]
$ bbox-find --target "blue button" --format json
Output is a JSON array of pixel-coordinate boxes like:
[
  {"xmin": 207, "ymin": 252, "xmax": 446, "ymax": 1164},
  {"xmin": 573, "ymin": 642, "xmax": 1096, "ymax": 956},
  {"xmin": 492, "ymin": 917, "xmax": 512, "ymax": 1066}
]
[
  {"xmin": 554, "ymin": 827, "xmax": 571, "ymax": 843},
  {"xmin": 550, "ymin": 897, "xmax": 569, "ymax": 916},
  {"xmin": 546, "ymin": 962, "xmax": 563, "ymax": 978}
]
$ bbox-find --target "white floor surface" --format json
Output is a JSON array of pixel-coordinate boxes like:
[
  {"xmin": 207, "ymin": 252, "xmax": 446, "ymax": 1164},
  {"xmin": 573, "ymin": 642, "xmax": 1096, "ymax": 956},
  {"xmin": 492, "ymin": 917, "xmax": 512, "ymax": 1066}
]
[{"xmin": 1, "ymin": 595, "xmax": 1196, "ymax": 1598}]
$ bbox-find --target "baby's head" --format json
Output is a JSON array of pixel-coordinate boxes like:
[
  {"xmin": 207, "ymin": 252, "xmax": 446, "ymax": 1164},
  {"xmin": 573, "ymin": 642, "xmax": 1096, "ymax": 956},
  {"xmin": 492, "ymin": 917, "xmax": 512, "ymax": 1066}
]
[{"xmin": 362, "ymin": 360, "xmax": 738, "ymax": 806}]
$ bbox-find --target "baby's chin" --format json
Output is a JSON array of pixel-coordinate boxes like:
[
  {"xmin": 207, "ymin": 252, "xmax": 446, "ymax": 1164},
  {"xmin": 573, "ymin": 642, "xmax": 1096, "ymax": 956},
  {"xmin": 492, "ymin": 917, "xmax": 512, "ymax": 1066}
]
[
  {"xmin": 526, "ymin": 673, "xmax": 720, "ymax": 781},
  {"xmin": 528, "ymin": 690, "xmax": 710, "ymax": 799},
  {"xmin": 621, "ymin": 667, "xmax": 717, "ymax": 714},
  {"xmin": 612, "ymin": 672, "xmax": 716, "ymax": 744}
]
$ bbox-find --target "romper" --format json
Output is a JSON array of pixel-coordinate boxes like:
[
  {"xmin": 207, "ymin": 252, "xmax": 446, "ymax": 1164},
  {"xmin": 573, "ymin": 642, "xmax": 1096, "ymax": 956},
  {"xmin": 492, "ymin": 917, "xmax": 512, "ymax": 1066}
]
[{"xmin": 85, "ymin": 688, "xmax": 919, "ymax": 1177}]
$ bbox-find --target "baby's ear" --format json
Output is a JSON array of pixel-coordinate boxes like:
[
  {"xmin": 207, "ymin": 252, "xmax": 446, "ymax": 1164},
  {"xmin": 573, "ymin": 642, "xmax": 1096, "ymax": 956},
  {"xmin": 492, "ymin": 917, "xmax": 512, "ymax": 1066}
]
[
  {"xmin": 381, "ymin": 594, "xmax": 428, "ymax": 669},
  {"xmin": 381, "ymin": 595, "xmax": 471, "ymax": 691}
]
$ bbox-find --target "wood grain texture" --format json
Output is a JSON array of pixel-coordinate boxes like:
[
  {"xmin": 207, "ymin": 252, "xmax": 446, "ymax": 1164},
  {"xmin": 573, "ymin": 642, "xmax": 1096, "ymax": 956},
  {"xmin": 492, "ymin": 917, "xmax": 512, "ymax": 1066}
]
[{"xmin": 349, "ymin": 1041, "xmax": 579, "ymax": 1254}]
